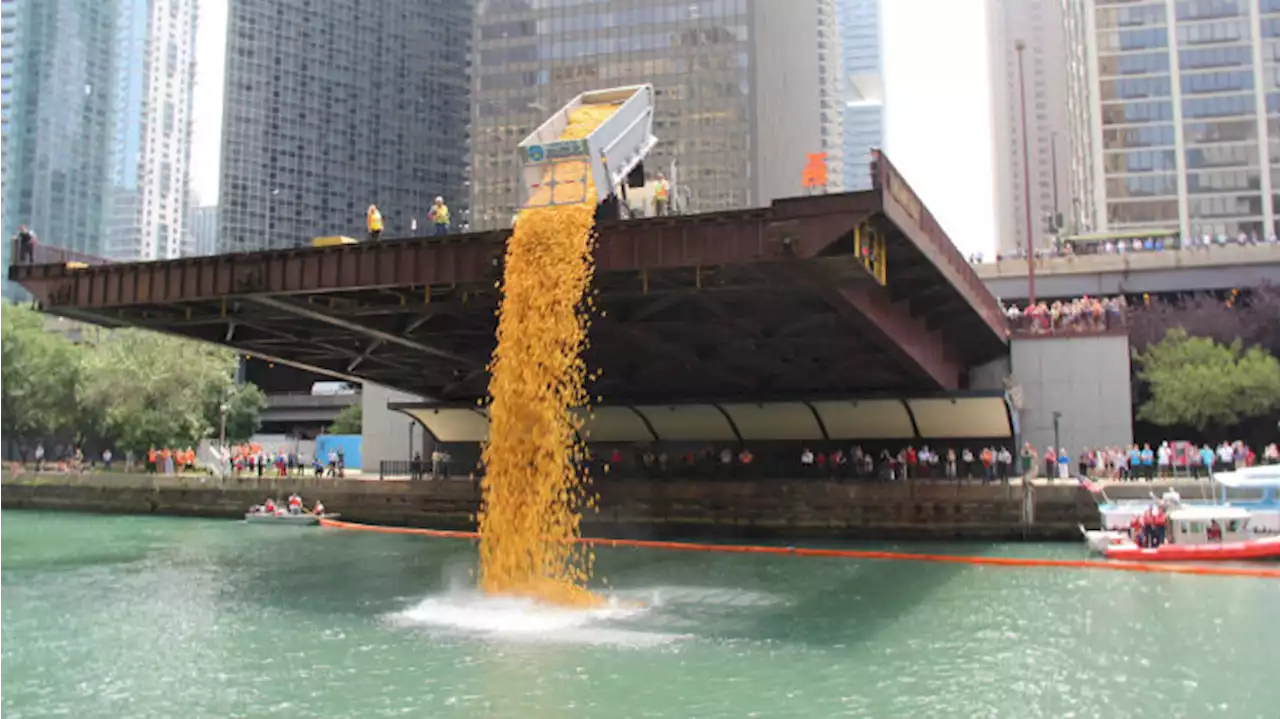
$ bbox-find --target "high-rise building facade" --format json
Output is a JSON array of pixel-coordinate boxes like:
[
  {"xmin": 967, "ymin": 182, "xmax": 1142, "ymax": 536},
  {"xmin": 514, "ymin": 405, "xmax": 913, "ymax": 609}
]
[
  {"xmin": 104, "ymin": 0, "xmax": 198, "ymax": 261},
  {"xmin": 470, "ymin": 0, "xmax": 843, "ymax": 230},
  {"xmin": 189, "ymin": 204, "xmax": 218, "ymax": 256},
  {"xmin": 1078, "ymin": 0, "xmax": 1278, "ymax": 241},
  {"xmin": 988, "ymin": 0, "xmax": 1085, "ymax": 255},
  {"xmin": 2, "ymin": 0, "xmax": 119, "ymax": 292},
  {"xmin": 217, "ymin": 0, "xmax": 472, "ymax": 253},
  {"xmin": 838, "ymin": 0, "xmax": 884, "ymax": 191}
]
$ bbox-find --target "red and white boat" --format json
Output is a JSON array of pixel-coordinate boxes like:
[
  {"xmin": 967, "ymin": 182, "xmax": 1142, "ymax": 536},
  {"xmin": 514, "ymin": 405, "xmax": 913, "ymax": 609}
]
[{"xmin": 1082, "ymin": 467, "xmax": 1280, "ymax": 562}]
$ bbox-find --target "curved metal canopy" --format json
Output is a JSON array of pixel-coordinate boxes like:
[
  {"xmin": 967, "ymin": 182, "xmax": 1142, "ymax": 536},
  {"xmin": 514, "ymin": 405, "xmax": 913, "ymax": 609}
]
[{"xmin": 393, "ymin": 395, "xmax": 1014, "ymax": 444}]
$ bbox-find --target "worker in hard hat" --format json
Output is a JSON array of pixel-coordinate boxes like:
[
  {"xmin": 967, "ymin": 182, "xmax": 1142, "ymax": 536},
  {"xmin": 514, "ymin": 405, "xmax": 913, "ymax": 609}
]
[
  {"xmin": 366, "ymin": 204, "xmax": 383, "ymax": 242},
  {"xmin": 653, "ymin": 173, "xmax": 670, "ymax": 217},
  {"xmin": 428, "ymin": 197, "xmax": 450, "ymax": 236}
]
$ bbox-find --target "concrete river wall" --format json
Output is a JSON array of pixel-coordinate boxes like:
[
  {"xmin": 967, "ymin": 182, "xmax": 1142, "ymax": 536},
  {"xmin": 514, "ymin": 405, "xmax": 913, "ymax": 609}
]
[{"xmin": 0, "ymin": 471, "xmax": 1193, "ymax": 541}]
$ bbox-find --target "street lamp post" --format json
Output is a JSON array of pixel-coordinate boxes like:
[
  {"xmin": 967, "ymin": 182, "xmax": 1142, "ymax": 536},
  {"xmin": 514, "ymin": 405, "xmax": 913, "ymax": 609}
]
[
  {"xmin": 1015, "ymin": 40, "xmax": 1037, "ymax": 306},
  {"xmin": 219, "ymin": 402, "xmax": 230, "ymax": 477},
  {"xmin": 1052, "ymin": 411, "xmax": 1063, "ymax": 465}
]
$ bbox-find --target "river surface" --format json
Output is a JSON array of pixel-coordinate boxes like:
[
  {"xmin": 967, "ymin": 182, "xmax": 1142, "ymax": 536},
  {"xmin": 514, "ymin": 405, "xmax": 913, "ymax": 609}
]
[{"xmin": 3, "ymin": 511, "xmax": 1277, "ymax": 718}]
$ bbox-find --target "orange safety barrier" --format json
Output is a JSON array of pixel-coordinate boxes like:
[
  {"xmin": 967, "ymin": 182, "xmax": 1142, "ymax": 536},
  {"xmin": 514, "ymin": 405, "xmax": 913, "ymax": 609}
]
[{"xmin": 317, "ymin": 519, "xmax": 1280, "ymax": 580}]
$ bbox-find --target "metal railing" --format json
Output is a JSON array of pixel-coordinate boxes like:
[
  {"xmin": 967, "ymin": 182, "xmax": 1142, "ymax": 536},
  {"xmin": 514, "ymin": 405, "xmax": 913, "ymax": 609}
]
[{"xmin": 9, "ymin": 237, "xmax": 113, "ymax": 268}]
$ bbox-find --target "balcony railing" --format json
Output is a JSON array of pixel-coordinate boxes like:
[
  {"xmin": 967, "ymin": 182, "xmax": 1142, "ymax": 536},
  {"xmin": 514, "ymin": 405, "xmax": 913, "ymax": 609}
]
[{"xmin": 9, "ymin": 238, "xmax": 113, "ymax": 268}]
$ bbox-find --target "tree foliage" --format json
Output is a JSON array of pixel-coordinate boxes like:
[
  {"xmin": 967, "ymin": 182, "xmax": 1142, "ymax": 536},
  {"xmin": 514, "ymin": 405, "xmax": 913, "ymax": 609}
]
[
  {"xmin": 1, "ymin": 304, "xmax": 265, "ymax": 453},
  {"xmin": 1129, "ymin": 284, "xmax": 1280, "ymax": 356},
  {"xmin": 328, "ymin": 403, "xmax": 362, "ymax": 434},
  {"xmin": 1, "ymin": 307, "xmax": 81, "ymax": 452},
  {"xmin": 1133, "ymin": 327, "xmax": 1280, "ymax": 432}
]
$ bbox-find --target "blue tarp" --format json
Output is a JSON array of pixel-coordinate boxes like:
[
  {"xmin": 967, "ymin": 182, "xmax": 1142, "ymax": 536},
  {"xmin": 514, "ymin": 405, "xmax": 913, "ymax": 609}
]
[{"xmin": 315, "ymin": 434, "xmax": 362, "ymax": 469}]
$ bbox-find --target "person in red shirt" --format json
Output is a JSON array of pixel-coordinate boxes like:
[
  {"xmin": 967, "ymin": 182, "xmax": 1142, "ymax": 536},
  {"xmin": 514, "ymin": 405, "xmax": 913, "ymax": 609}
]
[
  {"xmin": 1151, "ymin": 506, "xmax": 1168, "ymax": 547},
  {"xmin": 263, "ymin": 498, "xmax": 277, "ymax": 514},
  {"xmin": 1141, "ymin": 508, "xmax": 1156, "ymax": 548},
  {"xmin": 1130, "ymin": 514, "xmax": 1144, "ymax": 546}
]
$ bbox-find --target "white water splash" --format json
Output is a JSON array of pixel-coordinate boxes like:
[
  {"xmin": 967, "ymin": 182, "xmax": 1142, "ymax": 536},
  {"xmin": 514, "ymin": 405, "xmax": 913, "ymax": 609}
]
[{"xmin": 388, "ymin": 591, "xmax": 687, "ymax": 648}]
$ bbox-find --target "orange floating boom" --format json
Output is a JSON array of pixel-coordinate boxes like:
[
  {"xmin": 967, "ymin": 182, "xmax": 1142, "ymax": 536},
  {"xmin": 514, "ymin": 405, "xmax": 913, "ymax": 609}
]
[{"xmin": 317, "ymin": 518, "xmax": 1280, "ymax": 580}]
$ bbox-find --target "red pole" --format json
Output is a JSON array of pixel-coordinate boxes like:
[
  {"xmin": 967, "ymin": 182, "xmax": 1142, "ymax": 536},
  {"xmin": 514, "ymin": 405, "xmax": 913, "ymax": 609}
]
[{"xmin": 1016, "ymin": 40, "xmax": 1036, "ymax": 306}]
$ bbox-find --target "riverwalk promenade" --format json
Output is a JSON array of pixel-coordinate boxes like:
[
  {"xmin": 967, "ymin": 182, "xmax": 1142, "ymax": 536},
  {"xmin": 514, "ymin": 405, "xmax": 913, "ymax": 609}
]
[{"xmin": 0, "ymin": 470, "xmax": 1216, "ymax": 541}]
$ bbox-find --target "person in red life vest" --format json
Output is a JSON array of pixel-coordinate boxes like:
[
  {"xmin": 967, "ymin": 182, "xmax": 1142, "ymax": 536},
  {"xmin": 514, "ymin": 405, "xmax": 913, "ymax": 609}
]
[
  {"xmin": 263, "ymin": 498, "xmax": 277, "ymax": 514},
  {"xmin": 1129, "ymin": 514, "xmax": 1144, "ymax": 546},
  {"xmin": 313, "ymin": 500, "xmax": 325, "ymax": 516},
  {"xmin": 1141, "ymin": 507, "xmax": 1156, "ymax": 548},
  {"xmin": 1151, "ymin": 505, "xmax": 1168, "ymax": 547},
  {"xmin": 287, "ymin": 493, "xmax": 303, "ymax": 515}
]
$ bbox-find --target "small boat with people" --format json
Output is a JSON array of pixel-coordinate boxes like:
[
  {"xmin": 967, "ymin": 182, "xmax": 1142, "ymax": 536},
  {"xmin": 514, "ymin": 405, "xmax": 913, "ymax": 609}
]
[
  {"xmin": 244, "ymin": 493, "xmax": 336, "ymax": 526},
  {"xmin": 1081, "ymin": 466, "xmax": 1280, "ymax": 561}
]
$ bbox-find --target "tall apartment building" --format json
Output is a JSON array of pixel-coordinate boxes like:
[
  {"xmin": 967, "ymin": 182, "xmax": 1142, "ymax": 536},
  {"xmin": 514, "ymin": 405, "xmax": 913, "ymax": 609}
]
[
  {"xmin": 1077, "ymin": 0, "xmax": 1278, "ymax": 241},
  {"xmin": 1, "ymin": 0, "xmax": 198, "ymax": 290},
  {"xmin": 2, "ymin": 0, "xmax": 118, "ymax": 294},
  {"xmin": 189, "ymin": 204, "xmax": 218, "ymax": 256},
  {"xmin": 470, "ymin": 0, "xmax": 843, "ymax": 230},
  {"xmin": 217, "ymin": 0, "xmax": 472, "ymax": 253},
  {"xmin": 988, "ymin": 0, "xmax": 1089, "ymax": 255},
  {"xmin": 104, "ymin": 0, "xmax": 198, "ymax": 261},
  {"xmin": 838, "ymin": 0, "xmax": 884, "ymax": 192}
]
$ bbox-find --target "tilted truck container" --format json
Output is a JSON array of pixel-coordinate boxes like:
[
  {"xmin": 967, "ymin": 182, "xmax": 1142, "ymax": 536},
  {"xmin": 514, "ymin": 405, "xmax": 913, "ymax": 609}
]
[{"xmin": 516, "ymin": 84, "xmax": 658, "ymax": 209}]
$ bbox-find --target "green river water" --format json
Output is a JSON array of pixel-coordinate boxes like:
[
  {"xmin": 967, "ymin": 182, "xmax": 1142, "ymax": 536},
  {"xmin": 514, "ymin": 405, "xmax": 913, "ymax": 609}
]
[{"xmin": 3, "ymin": 510, "xmax": 1277, "ymax": 718}]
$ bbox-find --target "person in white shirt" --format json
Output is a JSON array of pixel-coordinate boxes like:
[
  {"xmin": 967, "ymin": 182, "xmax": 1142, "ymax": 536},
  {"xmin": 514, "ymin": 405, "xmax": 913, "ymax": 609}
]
[
  {"xmin": 1157, "ymin": 442, "xmax": 1171, "ymax": 477},
  {"xmin": 1217, "ymin": 442, "xmax": 1235, "ymax": 472}
]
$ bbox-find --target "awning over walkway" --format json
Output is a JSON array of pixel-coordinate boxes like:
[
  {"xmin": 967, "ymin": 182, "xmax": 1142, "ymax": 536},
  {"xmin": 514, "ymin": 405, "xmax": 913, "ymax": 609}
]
[{"xmin": 392, "ymin": 395, "xmax": 1014, "ymax": 444}]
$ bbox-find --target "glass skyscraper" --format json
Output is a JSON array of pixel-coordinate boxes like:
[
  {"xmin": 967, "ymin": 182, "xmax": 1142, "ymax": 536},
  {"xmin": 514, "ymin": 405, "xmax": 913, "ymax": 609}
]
[
  {"xmin": 1, "ymin": 0, "xmax": 198, "ymax": 297},
  {"xmin": 1083, "ymin": 0, "xmax": 1279, "ymax": 239},
  {"xmin": 838, "ymin": 0, "xmax": 884, "ymax": 192},
  {"xmin": 217, "ymin": 0, "xmax": 473, "ymax": 252},
  {"xmin": 103, "ymin": 0, "xmax": 198, "ymax": 262},
  {"xmin": 2, "ymin": 0, "xmax": 119, "ymax": 294},
  {"xmin": 470, "ymin": 0, "xmax": 843, "ymax": 230}
]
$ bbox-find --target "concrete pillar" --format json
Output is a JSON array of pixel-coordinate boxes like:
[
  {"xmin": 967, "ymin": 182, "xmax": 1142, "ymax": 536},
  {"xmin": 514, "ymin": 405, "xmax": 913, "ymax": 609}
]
[{"xmin": 360, "ymin": 383, "xmax": 425, "ymax": 474}]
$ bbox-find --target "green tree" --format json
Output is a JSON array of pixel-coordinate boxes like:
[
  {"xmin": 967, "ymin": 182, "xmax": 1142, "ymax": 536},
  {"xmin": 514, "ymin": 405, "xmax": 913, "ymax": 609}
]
[
  {"xmin": 215, "ymin": 381, "xmax": 267, "ymax": 442},
  {"xmin": 78, "ymin": 328, "xmax": 262, "ymax": 452},
  {"xmin": 328, "ymin": 403, "xmax": 363, "ymax": 434},
  {"xmin": 0, "ymin": 305, "xmax": 81, "ymax": 455},
  {"xmin": 1133, "ymin": 327, "xmax": 1280, "ymax": 432}
]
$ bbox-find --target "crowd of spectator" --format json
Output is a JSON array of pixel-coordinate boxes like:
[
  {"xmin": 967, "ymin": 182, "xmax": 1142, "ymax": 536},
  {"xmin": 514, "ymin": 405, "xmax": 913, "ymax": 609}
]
[
  {"xmin": 227, "ymin": 443, "xmax": 346, "ymax": 478},
  {"xmin": 1059, "ymin": 440, "xmax": 1280, "ymax": 481},
  {"xmin": 572, "ymin": 443, "xmax": 1032, "ymax": 484},
  {"xmin": 1003, "ymin": 296, "xmax": 1127, "ymax": 335},
  {"xmin": 972, "ymin": 230, "xmax": 1279, "ymax": 264}
]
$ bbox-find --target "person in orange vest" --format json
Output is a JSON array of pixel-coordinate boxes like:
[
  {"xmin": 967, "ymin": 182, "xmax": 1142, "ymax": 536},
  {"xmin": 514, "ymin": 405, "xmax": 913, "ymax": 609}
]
[
  {"xmin": 367, "ymin": 204, "xmax": 383, "ymax": 242},
  {"xmin": 287, "ymin": 492, "xmax": 303, "ymax": 515},
  {"xmin": 147, "ymin": 447, "xmax": 158, "ymax": 474},
  {"xmin": 653, "ymin": 173, "xmax": 670, "ymax": 216}
]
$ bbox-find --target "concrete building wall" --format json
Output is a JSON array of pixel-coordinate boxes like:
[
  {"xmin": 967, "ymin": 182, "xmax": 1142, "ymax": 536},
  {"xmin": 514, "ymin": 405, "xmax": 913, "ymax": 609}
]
[
  {"xmin": 988, "ymin": 0, "xmax": 1079, "ymax": 255},
  {"xmin": 1011, "ymin": 334, "xmax": 1134, "ymax": 456},
  {"xmin": 751, "ymin": 0, "xmax": 842, "ymax": 202},
  {"xmin": 360, "ymin": 383, "xmax": 426, "ymax": 474}
]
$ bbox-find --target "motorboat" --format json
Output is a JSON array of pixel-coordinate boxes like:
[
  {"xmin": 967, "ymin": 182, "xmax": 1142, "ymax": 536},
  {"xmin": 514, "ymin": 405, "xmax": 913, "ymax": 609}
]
[
  {"xmin": 244, "ymin": 506, "xmax": 338, "ymax": 526},
  {"xmin": 1082, "ymin": 466, "xmax": 1280, "ymax": 561}
]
